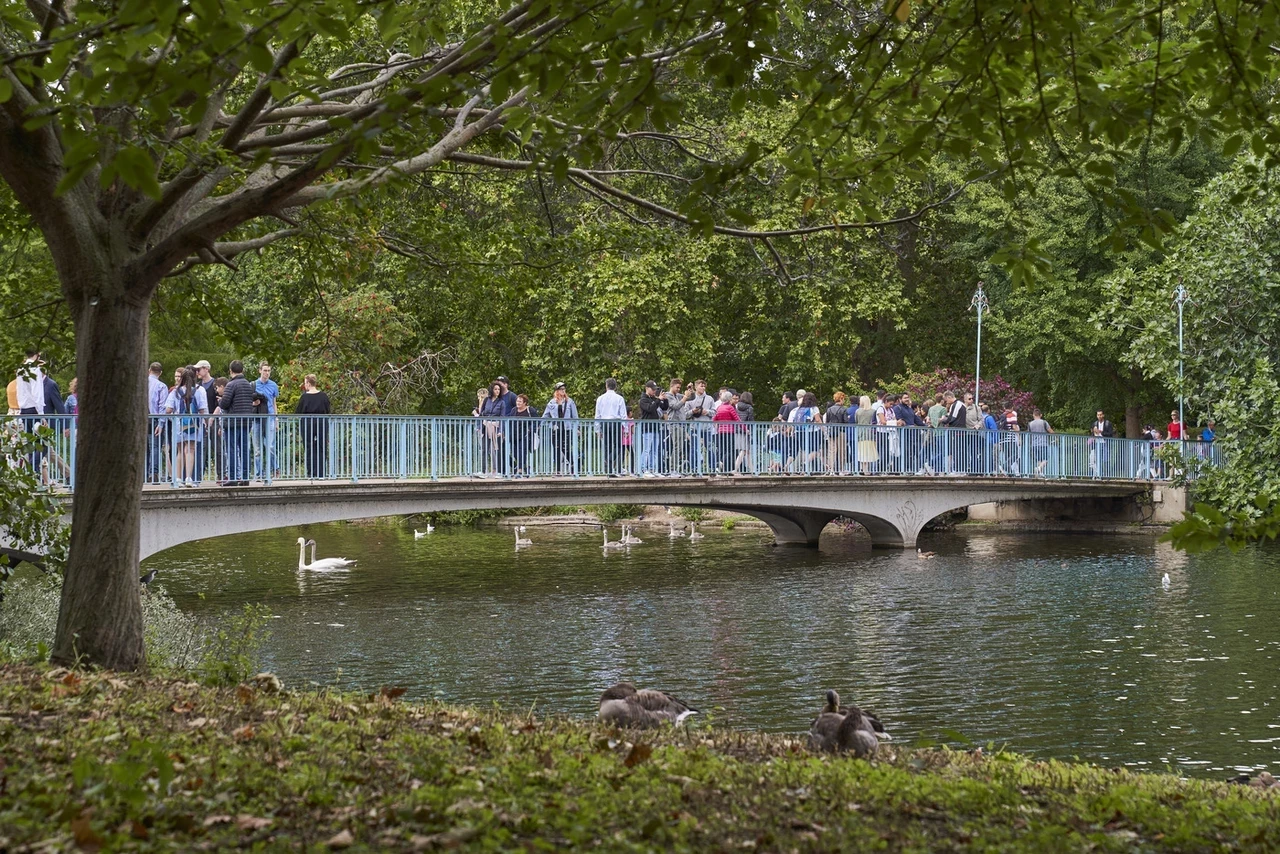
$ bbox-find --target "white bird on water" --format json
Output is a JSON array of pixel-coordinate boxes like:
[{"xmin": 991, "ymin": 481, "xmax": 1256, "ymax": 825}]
[
  {"xmin": 297, "ymin": 537, "xmax": 356, "ymax": 571},
  {"xmin": 622, "ymin": 525, "xmax": 642, "ymax": 545},
  {"xmin": 688, "ymin": 523, "xmax": 704, "ymax": 540},
  {"xmin": 413, "ymin": 524, "xmax": 434, "ymax": 539},
  {"xmin": 1162, "ymin": 573, "xmax": 1171, "ymax": 591},
  {"xmin": 669, "ymin": 523, "xmax": 684, "ymax": 539},
  {"xmin": 602, "ymin": 529, "xmax": 626, "ymax": 550},
  {"xmin": 515, "ymin": 529, "xmax": 533, "ymax": 547}
]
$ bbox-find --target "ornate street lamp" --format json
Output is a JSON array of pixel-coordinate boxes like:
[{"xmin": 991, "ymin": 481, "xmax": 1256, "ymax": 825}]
[
  {"xmin": 970, "ymin": 281, "xmax": 989, "ymax": 412},
  {"xmin": 1173, "ymin": 279, "xmax": 1190, "ymax": 447}
]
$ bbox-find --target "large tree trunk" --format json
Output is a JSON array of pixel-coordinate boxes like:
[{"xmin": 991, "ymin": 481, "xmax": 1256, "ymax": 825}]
[{"xmin": 52, "ymin": 279, "xmax": 150, "ymax": 670}]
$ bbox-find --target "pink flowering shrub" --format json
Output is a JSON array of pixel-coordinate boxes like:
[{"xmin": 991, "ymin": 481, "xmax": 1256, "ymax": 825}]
[{"xmin": 888, "ymin": 368, "xmax": 1036, "ymax": 415}]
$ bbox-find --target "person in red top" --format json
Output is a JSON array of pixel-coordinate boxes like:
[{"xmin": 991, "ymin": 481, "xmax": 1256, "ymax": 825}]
[
  {"xmin": 712, "ymin": 390, "xmax": 741, "ymax": 475},
  {"xmin": 1166, "ymin": 410, "xmax": 1182, "ymax": 441}
]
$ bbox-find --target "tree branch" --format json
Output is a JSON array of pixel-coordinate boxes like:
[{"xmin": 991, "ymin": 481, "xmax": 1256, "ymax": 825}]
[{"xmin": 448, "ymin": 152, "xmax": 1000, "ymax": 237}]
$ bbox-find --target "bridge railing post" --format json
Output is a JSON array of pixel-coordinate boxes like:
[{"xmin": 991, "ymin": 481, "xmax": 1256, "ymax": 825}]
[{"xmin": 350, "ymin": 416, "xmax": 359, "ymax": 483}]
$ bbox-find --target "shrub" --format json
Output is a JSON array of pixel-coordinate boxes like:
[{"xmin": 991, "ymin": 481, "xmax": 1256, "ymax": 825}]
[
  {"xmin": 722, "ymin": 518, "xmax": 736, "ymax": 531},
  {"xmin": 0, "ymin": 575, "xmax": 269, "ymax": 683},
  {"xmin": 594, "ymin": 504, "xmax": 644, "ymax": 522},
  {"xmin": 676, "ymin": 507, "xmax": 707, "ymax": 522}
]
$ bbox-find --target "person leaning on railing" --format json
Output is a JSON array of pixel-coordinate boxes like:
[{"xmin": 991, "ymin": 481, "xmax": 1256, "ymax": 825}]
[
  {"xmin": 295, "ymin": 374, "xmax": 331, "ymax": 479},
  {"xmin": 541, "ymin": 382, "xmax": 578, "ymax": 476},
  {"xmin": 218, "ymin": 360, "xmax": 256, "ymax": 486}
]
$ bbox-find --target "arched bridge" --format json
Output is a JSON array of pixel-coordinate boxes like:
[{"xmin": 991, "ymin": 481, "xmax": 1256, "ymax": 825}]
[
  {"xmin": 124, "ymin": 475, "xmax": 1156, "ymax": 559},
  {"xmin": 25, "ymin": 414, "xmax": 1211, "ymax": 559}
]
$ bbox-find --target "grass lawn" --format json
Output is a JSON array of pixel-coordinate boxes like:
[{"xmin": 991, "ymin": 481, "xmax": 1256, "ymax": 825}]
[{"xmin": 1, "ymin": 663, "xmax": 1277, "ymax": 852}]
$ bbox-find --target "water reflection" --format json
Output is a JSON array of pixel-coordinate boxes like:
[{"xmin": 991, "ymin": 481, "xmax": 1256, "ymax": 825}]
[{"xmin": 149, "ymin": 524, "xmax": 1280, "ymax": 777}]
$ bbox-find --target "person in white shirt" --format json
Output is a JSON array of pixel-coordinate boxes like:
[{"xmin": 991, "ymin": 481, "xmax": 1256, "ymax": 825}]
[
  {"xmin": 146, "ymin": 361, "xmax": 169, "ymax": 483},
  {"xmin": 594, "ymin": 378, "xmax": 627, "ymax": 476},
  {"xmin": 16, "ymin": 348, "xmax": 45, "ymax": 415},
  {"xmin": 16, "ymin": 348, "xmax": 46, "ymax": 472}
]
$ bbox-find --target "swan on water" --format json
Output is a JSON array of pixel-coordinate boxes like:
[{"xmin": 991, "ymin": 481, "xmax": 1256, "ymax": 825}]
[
  {"xmin": 297, "ymin": 537, "xmax": 356, "ymax": 571},
  {"xmin": 414, "ymin": 524, "xmax": 435, "ymax": 538},
  {"xmin": 621, "ymin": 525, "xmax": 642, "ymax": 545},
  {"xmin": 515, "ymin": 530, "xmax": 533, "ymax": 547},
  {"xmin": 688, "ymin": 523, "xmax": 704, "ymax": 540},
  {"xmin": 602, "ymin": 529, "xmax": 626, "ymax": 550},
  {"xmin": 668, "ymin": 523, "xmax": 684, "ymax": 539},
  {"xmin": 917, "ymin": 548, "xmax": 936, "ymax": 560},
  {"xmin": 1162, "ymin": 572, "xmax": 1171, "ymax": 590}
]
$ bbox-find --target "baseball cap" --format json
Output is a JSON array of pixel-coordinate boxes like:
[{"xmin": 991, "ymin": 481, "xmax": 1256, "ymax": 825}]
[
  {"xmin": 553, "ymin": 381, "xmax": 566, "ymax": 390},
  {"xmin": 497, "ymin": 375, "xmax": 509, "ymax": 383},
  {"xmin": 194, "ymin": 359, "xmax": 211, "ymax": 370},
  {"xmin": 644, "ymin": 380, "xmax": 657, "ymax": 391}
]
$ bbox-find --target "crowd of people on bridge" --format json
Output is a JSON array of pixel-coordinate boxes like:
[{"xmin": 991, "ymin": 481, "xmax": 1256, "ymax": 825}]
[
  {"xmin": 466, "ymin": 375, "xmax": 1218, "ymax": 481},
  {"xmin": 5, "ymin": 350, "xmax": 1218, "ymax": 487}
]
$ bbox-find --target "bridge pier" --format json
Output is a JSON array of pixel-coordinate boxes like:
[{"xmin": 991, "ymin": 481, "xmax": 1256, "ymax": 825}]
[{"xmin": 735, "ymin": 508, "xmax": 836, "ymax": 547}]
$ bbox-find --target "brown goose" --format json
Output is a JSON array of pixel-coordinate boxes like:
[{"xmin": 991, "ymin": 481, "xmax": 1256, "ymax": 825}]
[
  {"xmin": 597, "ymin": 682, "xmax": 698, "ymax": 728},
  {"xmin": 808, "ymin": 689, "xmax": 885, "ymax": 758}
]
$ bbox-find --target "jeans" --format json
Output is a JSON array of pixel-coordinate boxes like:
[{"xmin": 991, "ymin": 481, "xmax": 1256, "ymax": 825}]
[
  {"xmin": 252, "ymin": 417, "xmax": 277, "ymax": 480},
  {"xmin": 225, "ymin": 422, "xmax": 250, "ymax": 483},
  {"xmin": 640, "ymin": 428, "xmax": 659, "ymax": 473}
]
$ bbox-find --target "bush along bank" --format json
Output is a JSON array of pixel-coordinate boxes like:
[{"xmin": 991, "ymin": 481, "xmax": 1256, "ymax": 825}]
[{"xmin": 1, "ymin": 664, "xmax": 1279, "ymax": 852}]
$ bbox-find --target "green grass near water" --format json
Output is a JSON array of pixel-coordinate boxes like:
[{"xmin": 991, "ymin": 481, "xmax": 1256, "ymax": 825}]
[{"xmin": 1, "ymin": 663, "xmax": 1277, "ymax": 852}]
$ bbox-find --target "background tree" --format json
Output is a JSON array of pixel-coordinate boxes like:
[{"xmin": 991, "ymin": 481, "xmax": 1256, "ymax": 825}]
[{"xmin": 1, "ymin": 0, "xmax": 1278, "ymax": 669}]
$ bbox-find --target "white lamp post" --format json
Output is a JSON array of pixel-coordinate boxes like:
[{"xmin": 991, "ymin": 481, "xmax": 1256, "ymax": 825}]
[
  {"xmin": 970, "ymin": 281, "xmax": 989, "ymax": 412},
  {"xmin": 1173, "ymin": 279, "xmax": 1190, "ymax": 447}
]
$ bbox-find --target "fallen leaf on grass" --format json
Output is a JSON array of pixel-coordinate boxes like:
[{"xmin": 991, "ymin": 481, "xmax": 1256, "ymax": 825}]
[
  {"xmin": 411, "ymin": 826, "xmax": 478, "ymax": 850},
  {"xmin": 326, "ymin": 829, "xmax": 355, "ymax": 848},
  {"xmin": 202, "ymin": 815, "xmax": 233, "ymax": 827},
  {"xmin": 116, "ymin": 820, "xmax": 149, "ymax": 840},
  {"xmin": 236, "ymin": 815, "xmax": 273, "ymax": 831},
  {"xmin": 445, "ymin": 798, "xmax": 487, "ymax": 815},
  {"xmin": 624, "ymin": 743, "xmax": 653, "ymax": 767},
  {"xmin": 236, "ymin": 685, "xmax": 255, "ymax": 704},
  {"xmin": 380, "ymin": 686, "xmax": 408, "ymax": 700},
  {"xmin": 171, "ymin": 701, "xmax": 194, "ymax": 715},
  {"xmin": 106, "ymin": 678, "xmax": 128, "ymax": 691},
  {"xmin": 70, "ymin": 810, "xmax": 102, "ymax": 852},
  {"xmin": 188, "ymin": 717, "xmax": 215, "ymax": 729},
  {"xmin": 232, "ymin": 724, "xmax": 256, "ymax": 741}
]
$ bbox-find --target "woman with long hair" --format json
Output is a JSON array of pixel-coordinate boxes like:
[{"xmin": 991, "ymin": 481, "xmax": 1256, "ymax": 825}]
[
  {"xmin": 163, "ymin": 366, "xmax": 209, "ymax": 487},
  {"xmin": 479, "ymin": 381, "xmax": 506, "ymax": 475}
]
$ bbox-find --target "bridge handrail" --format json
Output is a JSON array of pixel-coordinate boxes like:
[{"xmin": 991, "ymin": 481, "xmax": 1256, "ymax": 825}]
[{"xmin": 4, "ymin": 414, "xmax": 1222, "ymax": 490}]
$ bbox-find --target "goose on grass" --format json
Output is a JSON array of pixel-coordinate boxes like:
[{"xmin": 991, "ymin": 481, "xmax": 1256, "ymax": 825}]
[{"xmin": 598, "ymin": 682, "xmax": 698, "ymax": 728}]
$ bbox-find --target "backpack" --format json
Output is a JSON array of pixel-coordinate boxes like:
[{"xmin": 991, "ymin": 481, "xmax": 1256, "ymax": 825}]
[{"xmin": 179, "ymin": 391, "xmax": 198, "ymax": 429}]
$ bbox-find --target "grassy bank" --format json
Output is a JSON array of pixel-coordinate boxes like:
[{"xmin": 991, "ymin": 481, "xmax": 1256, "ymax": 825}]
[{"xmin": 1, "ymin": 665, "xmax": 1278, "ymax": 851}]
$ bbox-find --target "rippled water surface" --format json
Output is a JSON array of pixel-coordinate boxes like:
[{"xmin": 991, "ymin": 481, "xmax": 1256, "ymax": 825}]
[{"xmin": 150, "ymin": 523, "xmax": 1280, "ymax": 776}]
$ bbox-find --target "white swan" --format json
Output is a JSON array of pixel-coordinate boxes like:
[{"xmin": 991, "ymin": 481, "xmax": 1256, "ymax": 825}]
[
  {"xmin": 1162, "ymin": 572, "xmax": 1171, "ymax": 590},
  {"xmin": 622, "ymin": 525, "xmax": 642, "ymax": 545},
  {"xmin": 414, "ymin": 524, "xmax": 434, "ymax": 538},
  {"xmin": 515, "ymin": 529, "xmax": 533, "ymax": 547},
  {"xmin": 602, "ymin": 529, "xmax": 626, "ymax": 550},
  {"xmin": 297, "ymin": 537, "xmax": 356, "ymax": 570},
  {"xmin": 688, "ymin": 523, "xmax": 704, "ymax": 540},
  {"xmin": 668, "ymin": 523, "xmax": 684, "ymax": 539}
]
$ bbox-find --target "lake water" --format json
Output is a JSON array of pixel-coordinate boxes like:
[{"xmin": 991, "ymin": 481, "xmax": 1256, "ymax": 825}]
[{"xmin": 149, "ymin": 522, "xmax": 1280, "ymax": 776}]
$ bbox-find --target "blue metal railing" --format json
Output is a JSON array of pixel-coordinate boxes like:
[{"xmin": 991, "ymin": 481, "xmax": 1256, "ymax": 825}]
[{"xmin": 4, "ymin": 414, "xmax": 1223, "ymax": 490}]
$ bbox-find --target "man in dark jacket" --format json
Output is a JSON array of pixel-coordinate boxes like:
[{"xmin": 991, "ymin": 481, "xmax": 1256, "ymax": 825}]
[
  {"xmin": 939, "ymin": 391, "xmax": 967, "ymax": 474},
  {"xmin": 1091, "ymin": 409, "xmax": 1115, "ymax": 478},
  {"xmin": 637, "ymin": 380, "xmax": 669, "ymax": 476},
  {"xmin": 219, "ymin": 360, "xmax": 255, "ymax": 485}
]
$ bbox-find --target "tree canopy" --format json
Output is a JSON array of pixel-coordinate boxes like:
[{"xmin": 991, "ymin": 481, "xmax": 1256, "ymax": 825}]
[{"xmin": 2, "ymin": 0, "xmax": 1280, "ymax": 668}]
